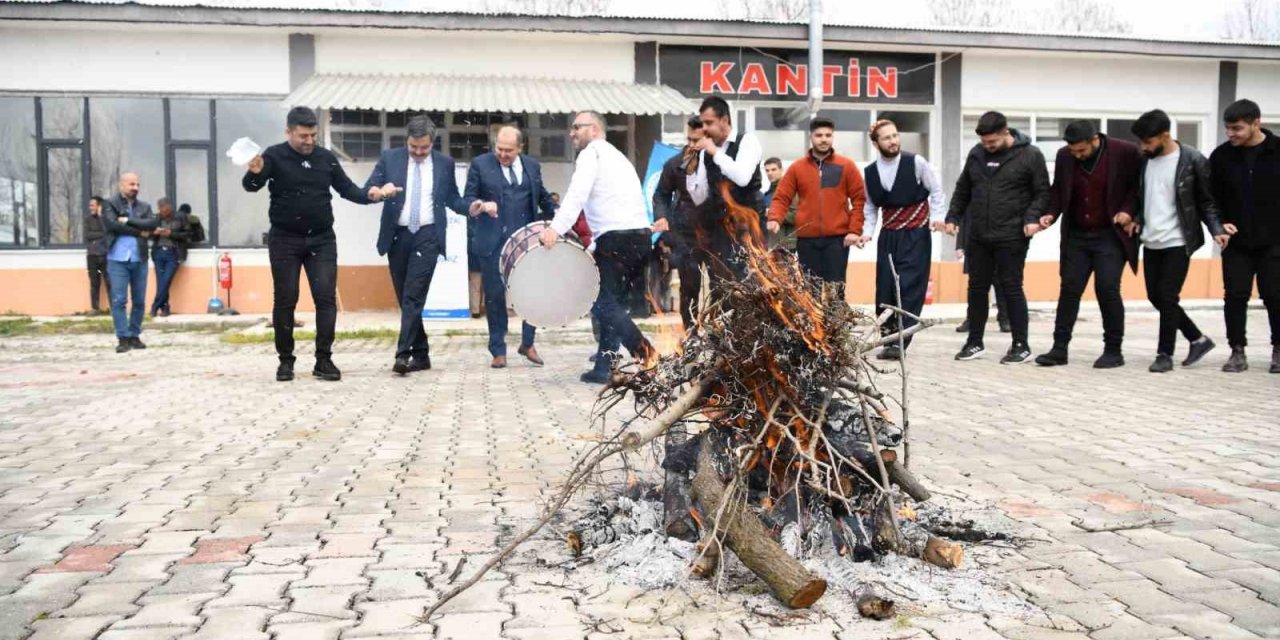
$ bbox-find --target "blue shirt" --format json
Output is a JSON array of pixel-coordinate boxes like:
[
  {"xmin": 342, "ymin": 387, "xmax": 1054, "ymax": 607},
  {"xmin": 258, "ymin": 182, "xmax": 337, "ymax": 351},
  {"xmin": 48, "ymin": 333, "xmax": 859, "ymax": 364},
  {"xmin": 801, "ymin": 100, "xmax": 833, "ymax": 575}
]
[{"xmin": 107, "ymin": 199, "xmax": 140, "ymax": 262}]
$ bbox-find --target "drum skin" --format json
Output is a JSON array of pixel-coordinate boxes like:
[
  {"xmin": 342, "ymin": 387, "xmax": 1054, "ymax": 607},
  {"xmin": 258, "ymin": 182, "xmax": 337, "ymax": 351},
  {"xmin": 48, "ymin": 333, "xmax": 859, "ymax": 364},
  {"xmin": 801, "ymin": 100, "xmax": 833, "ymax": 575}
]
[{"xmin": 500, "ymin": 221, "xmax": 599, "ymax": 328}]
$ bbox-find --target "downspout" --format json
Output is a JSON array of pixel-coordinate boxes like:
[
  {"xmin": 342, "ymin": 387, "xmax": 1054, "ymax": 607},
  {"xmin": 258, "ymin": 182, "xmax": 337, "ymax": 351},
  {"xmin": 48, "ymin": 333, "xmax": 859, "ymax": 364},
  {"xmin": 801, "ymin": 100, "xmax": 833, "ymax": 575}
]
[{"xmin": 807, "ymin": 0, "xmax": 823, "ymax": 120}]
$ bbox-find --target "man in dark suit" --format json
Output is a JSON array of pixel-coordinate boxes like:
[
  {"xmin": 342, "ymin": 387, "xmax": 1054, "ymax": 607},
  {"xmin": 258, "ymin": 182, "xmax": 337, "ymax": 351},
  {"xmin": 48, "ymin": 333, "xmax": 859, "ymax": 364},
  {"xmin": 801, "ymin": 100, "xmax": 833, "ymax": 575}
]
[
  {"xmin": 365, "ymin": 115, "xmax": 474, "ymax": 375},
  {"xmin": 1034, "ymin": 120, "xmax": 1142, "ymax": 369},
  {"xmin": 464, "ymin": 125, "xmax": 558, "ymax": 369},
  {"xmin": 652, "ymin": 115, "xmax": 705, "ymax": 330}
]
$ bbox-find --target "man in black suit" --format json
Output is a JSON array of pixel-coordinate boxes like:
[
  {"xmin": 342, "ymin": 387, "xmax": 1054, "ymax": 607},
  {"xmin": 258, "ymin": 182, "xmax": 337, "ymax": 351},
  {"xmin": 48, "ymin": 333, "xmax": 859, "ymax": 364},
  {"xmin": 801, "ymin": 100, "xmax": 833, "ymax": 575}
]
[
  {"xmin": 365, "ymin": 116, "xmax": 474, "ymax": 375},
  {"xmin": 652, "ymin": 115, "xmax": 706, "ymax": 330},
  {"xmin": 464, "ymin": 125, "xmax": 558, "ymax": 369}
]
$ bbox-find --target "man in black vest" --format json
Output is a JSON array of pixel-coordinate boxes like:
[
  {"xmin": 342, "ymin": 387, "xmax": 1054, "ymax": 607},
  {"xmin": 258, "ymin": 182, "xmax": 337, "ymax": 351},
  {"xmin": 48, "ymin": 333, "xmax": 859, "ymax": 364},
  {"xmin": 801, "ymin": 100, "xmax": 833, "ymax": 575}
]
[
  {"xmin": 861, "ymin": 119, "xmax": 947, "ymax": 360},
  {"xmin": 464, "ymin": 125, "xmax": 558, "ymax": 368},
  {"xmin": 1034, "ymin": 120, "xmax": 1142, "ymax": 369},
  {"xmin": 653, "ymin": 115, "xmax": 707, "ymax": 330},
  {"xmin": 685, "ymin": 96, "xmax": 764, "ymax": 278}
]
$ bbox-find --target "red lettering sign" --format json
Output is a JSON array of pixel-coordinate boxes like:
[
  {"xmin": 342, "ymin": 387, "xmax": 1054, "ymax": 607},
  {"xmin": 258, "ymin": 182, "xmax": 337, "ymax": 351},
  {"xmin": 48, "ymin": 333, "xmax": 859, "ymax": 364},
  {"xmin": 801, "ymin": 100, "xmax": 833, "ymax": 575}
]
[
  {"xmin": 821, "ymin": 65, "xmax": 842, "ymax": 96},
  {"xmin": 738, "ymin": 62, "xmax": 772, "ymax": 95},
  {"xmin": 700, "ymin": 62, "xmax": 735, "ymax": 93},
  {"xmin": 847, "ymin": 58, "xmax": 860, "ymax": 98},
  {"xmin": 867, "ymin": 66, "xmax": 898, "ymax": 98},
  {"xmin": 776, "ymin": 64, "xmax": 806, "ymax": 95}
]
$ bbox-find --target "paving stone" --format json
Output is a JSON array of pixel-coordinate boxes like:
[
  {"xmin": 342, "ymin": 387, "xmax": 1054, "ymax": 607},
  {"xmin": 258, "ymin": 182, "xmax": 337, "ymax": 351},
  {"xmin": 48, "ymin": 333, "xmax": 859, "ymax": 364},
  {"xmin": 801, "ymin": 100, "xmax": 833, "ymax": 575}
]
[
  {"xmin": 27, "ymin": 615, "xmax": 121, "ymax": 640},
  {"xmin": 1188, "ymin": 586, "xmax": 1280, "ymax": 638},
  {"xmin": 187, "ymin": 605, "xmax": 272, "ymax": 640},
  {"xmin": 58, "ymin": 581, "xmax": 151, "ymax": 617},
  {"xmin": 110, "ymin": 591, "xmax": 219, "ymax": 629}
]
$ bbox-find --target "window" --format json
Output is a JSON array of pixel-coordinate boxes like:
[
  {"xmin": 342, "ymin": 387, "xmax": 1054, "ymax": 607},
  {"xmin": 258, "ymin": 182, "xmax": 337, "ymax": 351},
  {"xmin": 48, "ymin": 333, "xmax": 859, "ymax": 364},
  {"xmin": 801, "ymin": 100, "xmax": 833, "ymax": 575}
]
[
  {"xmin": 1106, "ymin": 119, "xmax": 1139, "ymax": 144},
  {"xmin": 45, "ymin": 147, "xmax": 83, "ymax": 245},
  {"xmin": 0, "ymin": 97, "xmax": 38, "ymax": 247},
  {"xmin": 170, "ymin": 99, "xmax": 211, "ymax": 141},
  {"xmin": 1034, "ymin": 117, "xmax": 1102, "ymax": 158},
  {"xmin": 326, "ymin": 109, "xmax": 603, "ymax": 164},
  {"xmin": 42, "ymin": 98, "xmax": 83, "ymax": 140},
  {"xmin": 1176, "ymin": 121, "xmax": 1201, "ymax": 148},
  {"xmin": 216, "ymin": 99, "xmax": 283, "ymax": 247},
  {"xmin": 89, "ymin": 98, "xmax": 167, "ymax": 206}
]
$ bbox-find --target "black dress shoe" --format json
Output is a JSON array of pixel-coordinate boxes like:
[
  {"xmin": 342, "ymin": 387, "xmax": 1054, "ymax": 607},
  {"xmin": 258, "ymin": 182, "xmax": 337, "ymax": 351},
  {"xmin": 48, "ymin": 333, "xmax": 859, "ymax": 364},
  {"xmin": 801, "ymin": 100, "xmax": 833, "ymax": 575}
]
[
  {"xmin": 1034, "ymin": 347, "xmax": 1069, "ymax": 366},
  {"xmin": 955, "ymin": 319, "xmax": 970, "ymax": 333},
  {"xmin": 129, "ymin": 337, "xmax": 147, "ymax": 350},
  {"xmin": 313, "ymin": 358, "xmax": 342, "ymax": 381},
  {"xmin": 1149, "ymin": 354, "xmax": 1173, "ymax": 373},
  {"xmin": 115, "ymin": 338, "xmax": 131, "ymax": 353},
  {"xmin": 277, "ymin": 360, "xmax": 295, "ymax": 382},
  {"xmin": 409, "ymin": 355, "xmax": 431, "ymax": 371},
  {"xmin": 392, "ymin": 356, "xmax": 410, "ymax": 376},
  {"xmin": 579, "ymin": 368, "xmax": 610, "ymax": 384}
]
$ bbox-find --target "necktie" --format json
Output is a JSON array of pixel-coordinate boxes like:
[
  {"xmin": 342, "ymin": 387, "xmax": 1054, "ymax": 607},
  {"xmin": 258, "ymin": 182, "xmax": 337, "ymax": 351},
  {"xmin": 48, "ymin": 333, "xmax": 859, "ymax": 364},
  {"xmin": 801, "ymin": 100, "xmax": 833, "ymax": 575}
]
[
  {"xmin": 409, "ymin": 160, "xmax": 422, "ymax": 234},
  {"xmin": 505, "ymin": 164, "xmax": 516, "ymax": 186}
]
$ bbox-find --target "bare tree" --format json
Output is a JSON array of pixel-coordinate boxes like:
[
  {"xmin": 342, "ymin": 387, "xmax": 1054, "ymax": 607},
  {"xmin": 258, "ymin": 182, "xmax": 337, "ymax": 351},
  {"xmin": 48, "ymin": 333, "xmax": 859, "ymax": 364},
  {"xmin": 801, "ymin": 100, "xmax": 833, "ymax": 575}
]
[
  {"xmin": 1221, "ymin": 0, "xmax": 1280, "ymax": 40},
  {"xmin": 1046, "ymin": 0, "xmax": 1132, "ymax": 34},
  {"xmin": 479, "ymin": 0, "xmax": 613, "ymax": 15},
  {"xmin": 927, "ymin": 0, "xmax": 1015, "ymax": 29},
  {"xmin": 716, "ymin": 0, "xmax": 808, "ymax": 21}
]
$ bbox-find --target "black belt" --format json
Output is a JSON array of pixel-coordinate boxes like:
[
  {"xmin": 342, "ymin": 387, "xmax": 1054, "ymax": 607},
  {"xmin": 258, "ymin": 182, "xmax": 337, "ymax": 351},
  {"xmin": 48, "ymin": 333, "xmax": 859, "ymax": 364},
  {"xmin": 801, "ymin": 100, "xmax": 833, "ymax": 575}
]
[{"xmin": 600, "ymin": 228, "xmax": 651, "ymax": 238}]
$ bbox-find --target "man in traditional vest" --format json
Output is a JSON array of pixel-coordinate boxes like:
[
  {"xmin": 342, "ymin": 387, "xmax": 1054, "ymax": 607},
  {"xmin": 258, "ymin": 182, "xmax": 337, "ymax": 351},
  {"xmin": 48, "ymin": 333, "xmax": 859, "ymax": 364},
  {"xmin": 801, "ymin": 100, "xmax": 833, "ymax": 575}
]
[{"xmin": 861, "ymin": 119, "xmax": 947, "ymax": 360}]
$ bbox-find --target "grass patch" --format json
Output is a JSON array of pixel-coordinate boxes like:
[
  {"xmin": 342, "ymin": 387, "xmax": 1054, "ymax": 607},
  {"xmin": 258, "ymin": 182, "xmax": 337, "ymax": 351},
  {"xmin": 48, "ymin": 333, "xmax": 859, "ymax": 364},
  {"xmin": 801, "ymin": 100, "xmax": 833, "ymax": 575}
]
[
  {"xmin": 0, "ymin": 316, "xmax": 35, "ymax": 336},
  {"xmin": 0, "ymin": 316, "xmax": 118, "ymax": 336},
  {"xmin": 222, "ymin": 327, "xmax": 401, "ymax": 345}
]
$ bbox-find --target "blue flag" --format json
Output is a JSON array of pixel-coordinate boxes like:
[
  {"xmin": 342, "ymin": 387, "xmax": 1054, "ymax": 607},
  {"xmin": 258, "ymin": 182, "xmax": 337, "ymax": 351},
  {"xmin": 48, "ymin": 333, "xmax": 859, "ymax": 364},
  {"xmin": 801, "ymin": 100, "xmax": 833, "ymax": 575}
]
[{"xmin": 643, "ymin": 141, "xmax": 681, "ymax": 243}]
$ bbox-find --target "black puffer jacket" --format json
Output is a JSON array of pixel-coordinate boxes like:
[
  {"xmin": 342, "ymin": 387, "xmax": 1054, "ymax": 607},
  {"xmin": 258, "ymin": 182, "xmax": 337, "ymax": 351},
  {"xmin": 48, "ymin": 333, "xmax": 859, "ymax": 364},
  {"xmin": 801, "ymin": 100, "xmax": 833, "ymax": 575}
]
[
  {"xmin": 1209, "ymin": 128, "xmax": 1280, "ymax": 247},
  {"xmin": 1135, "ymin": 142, "xmax": 1225, "ymax": 256},
  {"xmin": 946, "ymin": 129, "xmax": 1051, "ymax": 243}
]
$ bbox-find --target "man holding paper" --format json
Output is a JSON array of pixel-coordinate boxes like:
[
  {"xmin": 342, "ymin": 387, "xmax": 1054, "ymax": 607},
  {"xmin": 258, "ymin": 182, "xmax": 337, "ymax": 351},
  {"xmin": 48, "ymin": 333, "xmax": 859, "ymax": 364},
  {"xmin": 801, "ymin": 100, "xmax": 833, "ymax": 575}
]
[{"xmin": 241, "ymin": 106, "xmax": 396, "ymax": 382}]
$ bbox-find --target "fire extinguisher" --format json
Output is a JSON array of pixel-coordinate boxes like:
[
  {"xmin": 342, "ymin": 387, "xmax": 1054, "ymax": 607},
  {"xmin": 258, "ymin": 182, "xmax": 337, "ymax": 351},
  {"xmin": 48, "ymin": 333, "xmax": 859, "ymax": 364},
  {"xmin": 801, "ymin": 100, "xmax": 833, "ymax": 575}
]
[{"xmin": 216, "ymin": 252, "xmax": 240, "ymax": 316}]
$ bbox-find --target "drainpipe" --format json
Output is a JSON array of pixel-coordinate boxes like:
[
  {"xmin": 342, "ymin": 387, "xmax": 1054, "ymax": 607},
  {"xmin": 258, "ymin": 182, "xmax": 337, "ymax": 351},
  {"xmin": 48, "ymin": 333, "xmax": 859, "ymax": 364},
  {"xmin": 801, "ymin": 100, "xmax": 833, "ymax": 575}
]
[{"xmin": 806, "ymin": 0, "xmax": 823, "ymax": 120}]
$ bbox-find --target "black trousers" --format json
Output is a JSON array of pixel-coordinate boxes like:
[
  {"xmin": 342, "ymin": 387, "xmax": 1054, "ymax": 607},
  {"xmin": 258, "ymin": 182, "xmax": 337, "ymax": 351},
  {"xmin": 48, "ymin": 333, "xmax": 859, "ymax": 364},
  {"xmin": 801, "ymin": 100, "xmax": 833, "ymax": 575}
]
[
  {"xmin": 1052, "ymin": 230, "xmax": 1127, "ymax": 351},
  {"xmin": 269, "ymin": 228, "xmax": 338, "ymax": 363},
  {"xmin": 875, "ymin": 227, "xmax": 931, "ymax": 346},
  {"xmin": 1222, "ymin": 243, "xmax": 1280, "ymax": 348},
  {"xmin": 966, "ymin": 236, "xmax": 1030, "ymax": 346},
  {"xmin": 1143, "ymin": 246, "xmax": 1203, "ymax": 356},
  {"xmin": 665, "ymin": 230, "xmax": 702, "ymax": 330},
  {"xmin": 592, "ymin": 230, "xmax": 653, "ymax": 366},
  {"xmin": 87, "ymin": 254, "xmax": 110, "ymax": 310},
  {"xmin": 388, "ymin": 226, "xmax": 442, "ymax": 359},
  {"xmin": 797, "ymin": 235, "xmax": 850, "ymax": 285}
]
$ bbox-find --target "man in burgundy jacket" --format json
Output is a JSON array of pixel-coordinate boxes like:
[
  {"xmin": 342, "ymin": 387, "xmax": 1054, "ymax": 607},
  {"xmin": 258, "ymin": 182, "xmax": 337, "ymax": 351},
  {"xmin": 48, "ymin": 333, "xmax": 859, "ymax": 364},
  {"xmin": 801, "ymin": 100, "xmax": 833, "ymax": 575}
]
[{"xmin": 1034, "ymin": 120, "xmax": 1142, "ymax": 368}]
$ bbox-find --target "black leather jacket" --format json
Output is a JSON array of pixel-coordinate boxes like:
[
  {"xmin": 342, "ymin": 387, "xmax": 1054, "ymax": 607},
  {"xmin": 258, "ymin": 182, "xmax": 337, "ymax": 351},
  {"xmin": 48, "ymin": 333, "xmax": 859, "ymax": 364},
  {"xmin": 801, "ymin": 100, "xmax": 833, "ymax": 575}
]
[{"xmin": 1135, "ymin": 142, "xmax": 1225, "ymax": 256}]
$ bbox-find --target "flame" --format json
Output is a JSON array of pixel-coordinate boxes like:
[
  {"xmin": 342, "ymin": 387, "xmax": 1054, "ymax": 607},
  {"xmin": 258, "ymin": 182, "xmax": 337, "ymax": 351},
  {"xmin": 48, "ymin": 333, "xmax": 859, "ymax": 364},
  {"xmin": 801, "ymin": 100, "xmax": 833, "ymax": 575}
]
[
  {"xmin": 898, "ymin": 504, "xmax": 918, "ymax": 521},
  {"xmin": 688, "ymin": 506, "xmax": 704, "ymax": 530},
  {"xmin": 644, "ymin": 292, "xmax": 684, "ymax": 357}
]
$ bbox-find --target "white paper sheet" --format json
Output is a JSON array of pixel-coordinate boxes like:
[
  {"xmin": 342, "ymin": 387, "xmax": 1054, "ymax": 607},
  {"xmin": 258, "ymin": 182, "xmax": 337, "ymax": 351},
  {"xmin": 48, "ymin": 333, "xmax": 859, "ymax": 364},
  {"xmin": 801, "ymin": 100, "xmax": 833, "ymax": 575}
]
[{"xmin": 225, "ymin": 137, "xmax": 261, "ymax": 166}]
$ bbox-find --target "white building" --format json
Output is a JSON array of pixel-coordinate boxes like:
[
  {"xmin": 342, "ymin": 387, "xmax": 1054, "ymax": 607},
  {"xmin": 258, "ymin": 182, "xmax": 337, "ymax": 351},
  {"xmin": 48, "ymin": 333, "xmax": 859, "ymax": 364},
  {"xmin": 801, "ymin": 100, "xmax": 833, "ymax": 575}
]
[{"xmin": 0, "ymin": 0, "xmax": 1276, "ymax": 314}]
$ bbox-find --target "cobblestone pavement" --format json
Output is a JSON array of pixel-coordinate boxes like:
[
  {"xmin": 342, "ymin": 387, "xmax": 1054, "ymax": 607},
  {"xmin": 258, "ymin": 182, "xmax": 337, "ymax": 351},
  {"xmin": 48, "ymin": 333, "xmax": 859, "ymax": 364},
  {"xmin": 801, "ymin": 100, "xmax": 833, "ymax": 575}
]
[{"xmin": 0, "ymin": 307, "xmax": 1277, "ymax": 639}]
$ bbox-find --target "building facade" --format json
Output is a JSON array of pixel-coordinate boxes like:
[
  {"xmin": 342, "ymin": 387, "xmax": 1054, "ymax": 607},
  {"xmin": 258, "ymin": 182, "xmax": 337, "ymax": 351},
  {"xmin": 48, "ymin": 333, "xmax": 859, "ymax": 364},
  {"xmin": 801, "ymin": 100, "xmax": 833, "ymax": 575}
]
[{"xmin": 0, "ymin": 2, "xmax": 1276, "ymax": 315}]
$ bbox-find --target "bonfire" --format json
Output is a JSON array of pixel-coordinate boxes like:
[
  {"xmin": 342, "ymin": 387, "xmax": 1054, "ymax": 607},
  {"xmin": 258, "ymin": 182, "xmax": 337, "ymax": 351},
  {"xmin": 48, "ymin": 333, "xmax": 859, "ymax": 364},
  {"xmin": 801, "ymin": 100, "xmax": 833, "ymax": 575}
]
[{"xmin": 423, "ymin": 186, "xmax": 954, "ymax": 620}]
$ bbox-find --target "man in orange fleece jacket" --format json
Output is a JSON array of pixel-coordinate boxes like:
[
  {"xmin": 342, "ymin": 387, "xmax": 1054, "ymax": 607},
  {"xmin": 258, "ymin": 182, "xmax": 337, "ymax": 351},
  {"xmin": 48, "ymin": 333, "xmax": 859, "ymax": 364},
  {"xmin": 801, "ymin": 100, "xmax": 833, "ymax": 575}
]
[{"xmin": 766, "ymin": 116, "xmax": 867, "ymax": 288}]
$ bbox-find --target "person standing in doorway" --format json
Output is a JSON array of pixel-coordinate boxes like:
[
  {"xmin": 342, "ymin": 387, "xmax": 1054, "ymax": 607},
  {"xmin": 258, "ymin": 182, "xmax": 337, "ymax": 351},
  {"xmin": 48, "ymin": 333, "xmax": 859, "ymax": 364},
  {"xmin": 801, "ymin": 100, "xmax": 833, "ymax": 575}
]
[
  {"xmin": 149, "ymin": 197, "xmax": 189, "ymax": 318},
  {"xmin": 243, "ymin": 106, "xmax": 388, "ymax": 382},
  {"xmin": 464, "ymin": 125, "xmax": 558, "ymax": 369},
  {"xmin": 1034, "ymin": 120, "xmax": 1142, "ymax": 369},
  {"xmin": 1210, "ymin": 99, "xmax": 1280, "ymax": 373},
  {"xmin": 860, "ymin": 119, "xmax": 947, "ymax": 360},
  {"xmin": 84, "ymin": 195, "xmax": 111, "ymax": 314},
  {"xmin": 539, "ymin": 111, "xmax": 656, "ymax": 384},
  {"xmin": 1130, "ymin": 109, "xmax": 1230, "ymax": 373},
  {"xmin": 100, "ymin": 173, "xmax": 157, "ymax": 353},
  {"xmin": 365, "ymin": 115, "xmax": 473, "ymax": 376},
  {"xmin": 766, "ymin": 116, "xmax": 866, "ymax": 290},
  {"xmin": 944, "ymin": 111, "xmax": 1050, "ymax": 364}
]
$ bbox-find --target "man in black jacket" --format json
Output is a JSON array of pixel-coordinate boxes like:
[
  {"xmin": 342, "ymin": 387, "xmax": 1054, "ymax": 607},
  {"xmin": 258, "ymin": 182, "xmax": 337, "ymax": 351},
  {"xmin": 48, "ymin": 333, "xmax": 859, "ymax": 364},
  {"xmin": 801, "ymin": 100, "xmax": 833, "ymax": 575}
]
[
  {"xmin": 652, "ymin": 115, "xmax": 705, "ymax": 330},
  {"xmin": 1034, "ymin": 121, "xmax": 1142, "ymax": 369},
  {"xmin": 101, "ymin": 174, "xmax": 158, "ymax": 353},
  {"xmin": 1210, "ymin": 99, "xmax": 1280, "ymax": 373},
  {"xmin": 243, "ymin": 106, "xmax": 389, "ymax": 382},
  {"xmin": 945, "ymin": 111, "xmax": 1051, "ymax": 364},
  {"xmin": 84, "ymin": 195, "xmax": 110, "ymax": 314},
  {"xmin": 1130, "ymin": 109, "xmax": 1230, "ymax": 373}
]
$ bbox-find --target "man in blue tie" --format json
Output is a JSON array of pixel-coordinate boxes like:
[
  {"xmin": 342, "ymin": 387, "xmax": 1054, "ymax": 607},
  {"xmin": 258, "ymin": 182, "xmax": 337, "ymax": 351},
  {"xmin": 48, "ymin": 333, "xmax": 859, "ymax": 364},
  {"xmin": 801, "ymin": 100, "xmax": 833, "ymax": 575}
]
[
  {"xmin": 100, "ymin": 172, "xmax": 158, "ymax": 353},
  {"xmin": 465, "ymin": 125, "xmax": 558, "ymax": 369},
  {"xmin": 366, "ymin": 116, "xmax": 474, "ymax": 375}
]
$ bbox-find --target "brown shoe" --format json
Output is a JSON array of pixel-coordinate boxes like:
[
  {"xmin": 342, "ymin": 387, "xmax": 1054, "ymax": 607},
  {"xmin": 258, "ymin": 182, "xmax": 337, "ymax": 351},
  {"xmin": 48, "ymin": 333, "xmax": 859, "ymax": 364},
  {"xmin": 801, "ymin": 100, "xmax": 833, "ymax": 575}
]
[
  {"xmin": 517, "ymin": 344, "xmax": 544, "ymax": 366},
  {"xmin": 490, "ymin": 355, "xmax": 507, "ymax": 369}
]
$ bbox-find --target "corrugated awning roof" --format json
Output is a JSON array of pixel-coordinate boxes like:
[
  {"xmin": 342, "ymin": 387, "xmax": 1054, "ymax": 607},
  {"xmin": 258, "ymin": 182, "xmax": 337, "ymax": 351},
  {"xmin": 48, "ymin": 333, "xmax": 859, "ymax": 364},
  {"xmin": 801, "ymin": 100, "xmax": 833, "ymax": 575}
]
[{"xmin": 286, "ymin": 73, "xmax": 695, "ymax": 116}]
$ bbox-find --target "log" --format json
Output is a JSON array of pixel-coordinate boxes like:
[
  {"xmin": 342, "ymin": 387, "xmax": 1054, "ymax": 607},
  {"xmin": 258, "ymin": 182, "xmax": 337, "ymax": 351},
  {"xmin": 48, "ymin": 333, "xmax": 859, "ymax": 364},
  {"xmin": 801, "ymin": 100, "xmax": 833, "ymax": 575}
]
[
  {"xmin": 886, "ymin": 460, "xmax": 932, "ymax": 503},
  {"xmin": 691, "ymin": 442, "xmax": 827, "ymax": 608},
  {"xmin": 690, "ymin": 537, "xmax": 720, "ymax": 578},
  {"xmin": 662, "ymin": 424, "xmax": 697, "ymax": 541},
  {"xmin": 923, "ymin": 536, "xmax": 964, "ymax": 569}
]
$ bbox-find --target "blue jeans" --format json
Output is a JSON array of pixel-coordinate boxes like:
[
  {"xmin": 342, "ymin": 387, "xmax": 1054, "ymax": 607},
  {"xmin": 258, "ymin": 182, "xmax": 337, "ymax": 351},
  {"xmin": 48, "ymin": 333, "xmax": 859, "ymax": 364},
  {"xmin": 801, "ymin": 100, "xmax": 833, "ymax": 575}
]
[
  {"xmin": 107, "ymin": 259, "xmax": 148, "ymax": 338},
  {"xmin": 151, "ymin": 247, "xmax": 179, "ymax": 314},
  {"xmin": 479, "ymin": 249, "xmax": 535, "ymax": 357}
]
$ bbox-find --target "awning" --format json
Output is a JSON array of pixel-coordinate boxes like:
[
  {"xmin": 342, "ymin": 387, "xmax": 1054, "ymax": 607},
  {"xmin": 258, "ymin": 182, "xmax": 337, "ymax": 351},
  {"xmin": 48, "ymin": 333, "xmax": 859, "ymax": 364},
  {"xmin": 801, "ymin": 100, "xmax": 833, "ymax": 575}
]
[{"xmin": 286, "ymin": 73, "xmax": 694, "ymax": 116}]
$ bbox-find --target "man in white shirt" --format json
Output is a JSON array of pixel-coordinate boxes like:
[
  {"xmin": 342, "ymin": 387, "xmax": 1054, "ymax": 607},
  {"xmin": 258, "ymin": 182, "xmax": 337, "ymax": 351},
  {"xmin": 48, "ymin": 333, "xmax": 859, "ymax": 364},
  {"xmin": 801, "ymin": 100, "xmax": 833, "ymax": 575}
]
[
  {"xmin": 656, "ymin": 96, "xmax": 764, "ymax": 281},
  {"xmin": 861, "ymin": 119, "xmax": 947, "ymax": 360},
  {"xmin": 1130, "ymin": 109, "xmax": 1230, "ymax": 373},
  {"xmin": 540, "ymin": 111, "xmax": 657, "ymax": 383}
]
